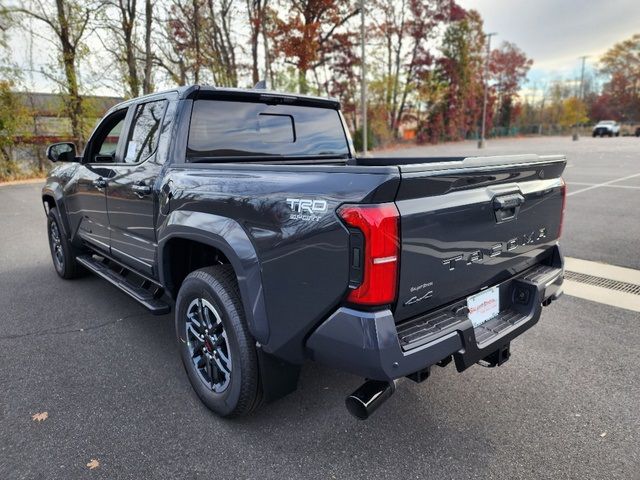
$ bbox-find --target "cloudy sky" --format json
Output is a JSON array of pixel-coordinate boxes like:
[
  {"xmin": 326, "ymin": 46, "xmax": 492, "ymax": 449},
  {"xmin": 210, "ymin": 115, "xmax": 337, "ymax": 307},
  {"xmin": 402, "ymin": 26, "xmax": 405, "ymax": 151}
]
[
  {"xmin": 6, "ymin": 0, "xmax": 640, "ymax": 95},
  {"xmin": 458, "ymin": 0, "xmax": 640, "ymax": 85}
]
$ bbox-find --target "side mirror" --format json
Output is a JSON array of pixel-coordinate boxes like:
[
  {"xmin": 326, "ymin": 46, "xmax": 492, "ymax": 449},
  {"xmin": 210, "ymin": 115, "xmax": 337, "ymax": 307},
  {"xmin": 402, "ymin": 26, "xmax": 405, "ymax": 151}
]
[{"xmin": 46, "ymin": 142, "xmax": 78, "ymax": 163}]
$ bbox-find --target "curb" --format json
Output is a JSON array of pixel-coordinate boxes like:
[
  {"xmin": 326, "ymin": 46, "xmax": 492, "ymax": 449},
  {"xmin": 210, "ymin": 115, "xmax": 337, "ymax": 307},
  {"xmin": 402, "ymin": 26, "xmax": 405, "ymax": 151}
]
[{"xmin": 0, "ymin": 178, "xmax": 46, "ymax": 187}]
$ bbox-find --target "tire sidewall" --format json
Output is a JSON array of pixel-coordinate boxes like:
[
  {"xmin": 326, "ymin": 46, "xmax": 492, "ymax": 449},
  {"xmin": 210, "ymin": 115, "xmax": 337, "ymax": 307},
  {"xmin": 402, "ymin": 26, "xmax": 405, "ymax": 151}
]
[
  {"xmin": 175, "ymin": 272, "xmax": 246, "ymax": 416},
  {"xmin": 47, "ymin": 208, "xmax": 69, "ymax": 277}
]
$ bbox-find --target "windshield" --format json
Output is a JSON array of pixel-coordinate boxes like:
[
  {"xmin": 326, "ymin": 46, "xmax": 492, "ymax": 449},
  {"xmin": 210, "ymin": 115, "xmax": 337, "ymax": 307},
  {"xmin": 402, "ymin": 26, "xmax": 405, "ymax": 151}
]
[{"xmin": 187, "ymin": 100, "xmax": 349, "ymax": 160}]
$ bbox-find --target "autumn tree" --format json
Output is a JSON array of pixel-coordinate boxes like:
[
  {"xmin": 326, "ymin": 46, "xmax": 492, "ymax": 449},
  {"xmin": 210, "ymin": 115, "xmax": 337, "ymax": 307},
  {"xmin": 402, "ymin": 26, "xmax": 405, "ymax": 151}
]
[
  {"xmin": 0, "ymin": 2, "xmax": 10, "ymax": 49},
  {"xmin": 156, "ymin": 0, "xmax": 239, "ymax": 87},
  {"xmin": 323, "ymin": 31, "xmax": 359, "ymax": 128},
  {"xmin": 490, "ymin": 41, "xmax": 532, "ymax": 129},
  {"xmin": 0, "ymin": 80, "xmax": 33, "ymax": 180},
  {"xmin": 559, "ymin": 97, "xmax": 588, "ymax": 127},
  {"xmin": 156, "ymin": 0, "xmax": 204, "ymax": 85},
  {"xmin": 427, "ymin": 7, "xmax": 485, "ymax": 141},
  {"xmin": 12, "ymin": 0, "xmax": 100, "ymax": 146},
  {"xmin": 588, "ymin": 92, "xmax": 618, "ymax": 122},
  {"xmin": 99, "ymin": 0, "xmax": 155, "ymax": 97},
  {"xmin": 369, "ymin": 0, "xmax": 453, "ymax": 138},
  {"xmin": 246, "ymin": 0, "xmax": 270, "ymax": 85},
  {"xmin": 207, "ymin": 0, "xmax": 239, "ymax": 86},
  {"xmin": 270, "ymin": 0, "xmax": 359, "ymax": 94},
  {"xmin": 599, "ymin": 33, "xmax": 640, "ymax": 121}
]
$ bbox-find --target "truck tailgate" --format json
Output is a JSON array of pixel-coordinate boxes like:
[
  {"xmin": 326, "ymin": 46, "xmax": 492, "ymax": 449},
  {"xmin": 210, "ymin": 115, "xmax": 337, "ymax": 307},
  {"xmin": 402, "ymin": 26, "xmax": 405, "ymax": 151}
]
[{"xmin": 393, "ymin": 154, "xmax": 566, "ymax": 322}]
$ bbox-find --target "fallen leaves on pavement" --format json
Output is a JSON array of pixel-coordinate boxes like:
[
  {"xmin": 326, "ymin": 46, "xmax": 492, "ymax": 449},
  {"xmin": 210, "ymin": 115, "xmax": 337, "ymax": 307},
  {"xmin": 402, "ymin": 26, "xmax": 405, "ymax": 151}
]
[{"xmin": 31, "ymin": 412, "xmax": 48, "ymax": 422}]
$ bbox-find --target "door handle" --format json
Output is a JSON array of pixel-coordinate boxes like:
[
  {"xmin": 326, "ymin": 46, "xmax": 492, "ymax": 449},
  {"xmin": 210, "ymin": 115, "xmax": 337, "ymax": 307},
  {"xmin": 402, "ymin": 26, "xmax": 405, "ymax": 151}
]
[
  {"xmin": 92, "ymin": 177, "xmax": 107, "ymax": 189},
  {"xmin": 493, "ymin": 193, "xmax": 525, "ymax": 210},
  {"xmin": 160, "ymin": 180, "xmax": 174, "ymax": 215},
  {"xmin": 493, "ymin": 193, "xmax": 525, "ymax": 223},
  {"xmin": 132, "ymin": 183, "xmax": 152, "ymax": 197}
]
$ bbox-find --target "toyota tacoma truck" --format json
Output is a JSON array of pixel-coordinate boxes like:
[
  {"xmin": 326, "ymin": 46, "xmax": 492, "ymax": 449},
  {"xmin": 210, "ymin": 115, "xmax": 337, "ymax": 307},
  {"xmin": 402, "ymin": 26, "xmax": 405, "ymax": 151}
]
[{"xmin": 42, "ymin": 85, "xmax": 566, "ymax": 419}]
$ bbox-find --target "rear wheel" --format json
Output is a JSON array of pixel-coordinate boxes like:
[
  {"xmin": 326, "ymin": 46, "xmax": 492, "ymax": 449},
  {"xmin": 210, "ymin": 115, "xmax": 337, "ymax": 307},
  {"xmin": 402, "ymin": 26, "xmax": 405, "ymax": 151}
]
[
  {"xmin": 47, "ymin": 207, "xmax": 83, "ymax": 279},
  {"xmin": 175, "ymin": 265, "xmax": 262, "ymax": 417}
]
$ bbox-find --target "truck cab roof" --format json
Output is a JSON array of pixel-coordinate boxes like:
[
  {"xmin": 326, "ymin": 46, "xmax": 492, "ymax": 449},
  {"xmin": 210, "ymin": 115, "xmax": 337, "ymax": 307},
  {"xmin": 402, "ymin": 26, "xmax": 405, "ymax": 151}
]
[{"xmin": 107, "ymin": 84, "xmax": 340, "ymax": 115}]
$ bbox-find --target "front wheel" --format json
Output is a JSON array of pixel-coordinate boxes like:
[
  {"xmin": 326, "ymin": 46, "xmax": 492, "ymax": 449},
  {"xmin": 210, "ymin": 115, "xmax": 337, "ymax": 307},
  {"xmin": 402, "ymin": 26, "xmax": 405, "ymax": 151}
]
[
  {"xmin": 47, "ymin": 207, "xmax": 83, "ymax": 279},
  {"xmin": 175, "ymin": 266, "xmax": 262, "ymax": 417}
]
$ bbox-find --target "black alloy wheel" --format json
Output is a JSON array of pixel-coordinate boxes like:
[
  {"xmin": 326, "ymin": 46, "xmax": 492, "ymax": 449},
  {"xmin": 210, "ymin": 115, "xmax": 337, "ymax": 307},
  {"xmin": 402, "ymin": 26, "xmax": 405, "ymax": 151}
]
[
  {"xmin": 176, "ymin": 266, "xmax": 262, "ymax": 417},
  {"xmin": 185, "ymin": 297, "xmax": 232, "ymax": 393}
]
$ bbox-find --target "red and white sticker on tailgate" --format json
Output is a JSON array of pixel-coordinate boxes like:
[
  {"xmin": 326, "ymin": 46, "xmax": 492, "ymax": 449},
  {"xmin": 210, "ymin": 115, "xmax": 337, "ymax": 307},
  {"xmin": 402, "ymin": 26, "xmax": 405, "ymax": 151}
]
[{"xmin": 467, "ymin": 286, "xmax": 500, "ymax": 327}]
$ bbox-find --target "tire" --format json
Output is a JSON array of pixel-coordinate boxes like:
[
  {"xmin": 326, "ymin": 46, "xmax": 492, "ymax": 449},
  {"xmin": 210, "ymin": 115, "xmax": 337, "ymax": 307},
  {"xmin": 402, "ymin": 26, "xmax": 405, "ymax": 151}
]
[
  {"xmin": 592, "ymin": 132, "xmax": 597, "ymax": 138},
  {"xmin": 47, "ymin": 207, "xmax": 83, "ymax": 279},
  {"xmin": 175, "ymin": 265, "xmax": 262, "ymax": 417}
]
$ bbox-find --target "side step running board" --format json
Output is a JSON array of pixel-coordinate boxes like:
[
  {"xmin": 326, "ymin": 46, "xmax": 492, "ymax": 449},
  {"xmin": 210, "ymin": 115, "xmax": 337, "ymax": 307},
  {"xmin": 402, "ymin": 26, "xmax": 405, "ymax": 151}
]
[{"xmin": 76, "ymin": 255, "xmax": 170, "ymax": 315}]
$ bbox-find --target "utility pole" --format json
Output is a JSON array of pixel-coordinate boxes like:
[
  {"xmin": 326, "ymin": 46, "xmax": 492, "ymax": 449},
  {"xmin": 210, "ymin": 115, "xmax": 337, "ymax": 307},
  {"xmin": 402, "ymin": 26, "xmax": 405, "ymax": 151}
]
[
  {"xmin": 478, "ymin": 32, "xmax": 497, "ymax": 149},
  {"xmin": 360, "ymin": 0, "xmax": 367, "ymax": 157},
  {"xmin": 578, "ymin": 55, "xmax": 589, "ymax": 100},
  {"xmin": 574, "ymin": 56, "xmax": 589, "ymax": 141}
]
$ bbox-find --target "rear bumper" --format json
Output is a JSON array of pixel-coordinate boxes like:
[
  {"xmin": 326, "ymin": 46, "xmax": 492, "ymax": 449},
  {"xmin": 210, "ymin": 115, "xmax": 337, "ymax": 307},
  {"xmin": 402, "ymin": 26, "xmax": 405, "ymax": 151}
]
[{"xmin": 306, "ymin": 262, "xmax": 564, "ymax": 381}]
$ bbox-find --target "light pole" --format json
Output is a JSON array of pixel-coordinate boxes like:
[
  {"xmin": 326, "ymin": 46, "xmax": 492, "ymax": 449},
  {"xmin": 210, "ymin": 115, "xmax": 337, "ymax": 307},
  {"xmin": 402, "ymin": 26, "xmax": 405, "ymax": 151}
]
[
  {"xmin": 574, "ymin": 56, "xmax": 589, "ymax": 141},
  {"xmin": 360, "ymin": 0, "xmax": 367, "ymax": 157},
  {"xmin": 578, "ymin": 55, "xmax": 589, "ymax": 100},
  {"xmin": 478, "ymin": 32, "xmax": 497, "ymax": 149}
]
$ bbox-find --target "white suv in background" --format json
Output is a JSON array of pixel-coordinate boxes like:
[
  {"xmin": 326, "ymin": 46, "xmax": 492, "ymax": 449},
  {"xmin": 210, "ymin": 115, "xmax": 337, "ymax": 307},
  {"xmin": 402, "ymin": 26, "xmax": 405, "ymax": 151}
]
[{"xmin": 592, "ymin": 120, "xmax": 620, "ymax": 137}]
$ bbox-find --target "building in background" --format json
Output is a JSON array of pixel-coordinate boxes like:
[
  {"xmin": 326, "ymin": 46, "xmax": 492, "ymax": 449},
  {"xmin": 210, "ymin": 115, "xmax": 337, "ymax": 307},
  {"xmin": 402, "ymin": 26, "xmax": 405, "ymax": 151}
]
[{"xmin": 8, "ymin": 92, "xmax": 122, "ymax": 173}]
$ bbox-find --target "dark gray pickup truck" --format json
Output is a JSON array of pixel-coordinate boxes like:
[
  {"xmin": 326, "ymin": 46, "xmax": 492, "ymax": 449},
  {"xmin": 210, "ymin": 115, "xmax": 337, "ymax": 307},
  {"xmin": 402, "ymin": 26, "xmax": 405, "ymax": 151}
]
[{"xmin": 42, "ymin": 85, "xmax": 566, "ymax": 419}]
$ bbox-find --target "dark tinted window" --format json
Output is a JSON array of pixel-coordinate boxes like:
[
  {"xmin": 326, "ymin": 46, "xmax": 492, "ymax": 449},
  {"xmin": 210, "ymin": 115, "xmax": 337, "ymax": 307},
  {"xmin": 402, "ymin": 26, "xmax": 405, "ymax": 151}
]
[
  {"xmin": 87, "ymin": 109, "xmax": 127, "ymax": 163},
  {"xmin": 98, "ymin": 118, "xmax": 124, "ymax": 157},
  {"xmin": 187, "ymin": 100, "xmax": 348, "ymax": 159},
  {"xmin": 124, "ymin": 100, "xmax": 167, "ymax": 163}
]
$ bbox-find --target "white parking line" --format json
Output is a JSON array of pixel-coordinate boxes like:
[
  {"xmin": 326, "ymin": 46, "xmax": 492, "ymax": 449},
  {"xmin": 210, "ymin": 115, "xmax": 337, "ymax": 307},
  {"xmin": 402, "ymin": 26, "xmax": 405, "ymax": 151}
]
[
  {"xmin": 565, "ymin": 257, "xmax": 640, "ymax": 284},
  {"xmin": 563, "ymin": 281, "xmax": 640, "ymax": 312},
  {"xmin": 567, "ymin": 182, "xmax": 640, "ymax": 190},
  {"xmin": 563, "ymin": 257, "xmax": 640, "ymax": 313},
  {"xmin": 567, "ymin": 172, "xmax": 640, "ymax": 196}
]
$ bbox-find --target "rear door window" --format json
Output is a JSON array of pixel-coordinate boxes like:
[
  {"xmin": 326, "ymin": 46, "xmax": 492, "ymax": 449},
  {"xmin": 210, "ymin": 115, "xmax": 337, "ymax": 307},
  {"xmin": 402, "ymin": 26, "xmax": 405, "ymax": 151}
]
[
  {"xmin": 187, "ymin": 100, "xmax": 349, "ymax": 160},
  {"xmin": 124, "ymin": 100, "xmax": 167, "ymax": 164}
]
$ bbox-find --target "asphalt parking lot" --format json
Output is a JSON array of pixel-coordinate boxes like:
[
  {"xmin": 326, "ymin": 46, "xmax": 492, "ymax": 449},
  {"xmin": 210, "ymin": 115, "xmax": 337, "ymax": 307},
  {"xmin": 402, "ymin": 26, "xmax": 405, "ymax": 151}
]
[{"xmin": 1, "ymin": 136, "xmax": 639, "ymax": 479}]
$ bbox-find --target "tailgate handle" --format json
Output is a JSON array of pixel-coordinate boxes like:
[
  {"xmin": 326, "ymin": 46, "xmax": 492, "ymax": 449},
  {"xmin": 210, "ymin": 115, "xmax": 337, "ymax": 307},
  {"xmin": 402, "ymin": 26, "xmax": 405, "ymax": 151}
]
[{"xmin": 493, "ymin": 193, "xmax": 524, "ymax": 223}]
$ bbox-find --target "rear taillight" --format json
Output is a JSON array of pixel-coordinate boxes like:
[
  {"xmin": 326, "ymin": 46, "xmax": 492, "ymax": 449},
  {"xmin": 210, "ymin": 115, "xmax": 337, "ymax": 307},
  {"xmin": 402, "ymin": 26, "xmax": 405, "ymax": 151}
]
[
  {"xmin": 338, "ymin": 203, "xmax": 400, "ymax": 306},
  {"xmin": 558, "ymin": 179, "xmax": 567, "ymax": 238}
]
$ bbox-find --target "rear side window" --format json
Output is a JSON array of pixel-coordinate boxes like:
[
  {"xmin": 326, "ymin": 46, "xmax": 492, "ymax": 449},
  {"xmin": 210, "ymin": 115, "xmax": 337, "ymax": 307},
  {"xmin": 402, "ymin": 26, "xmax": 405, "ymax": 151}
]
[
  {"xmin": 124, "ymin": 100, "xmax": 167, "ymax": 163},
  {"xmin": 187, "ymin": 100, "xmax": 348, "ymax": 160}
]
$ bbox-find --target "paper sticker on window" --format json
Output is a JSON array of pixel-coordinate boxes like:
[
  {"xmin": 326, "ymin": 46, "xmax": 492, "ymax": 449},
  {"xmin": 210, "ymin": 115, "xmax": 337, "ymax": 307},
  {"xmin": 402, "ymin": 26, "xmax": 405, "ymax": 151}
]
[{"xmin": 126, "ymin": 141, "xmax": 138, "ymax": 162}]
